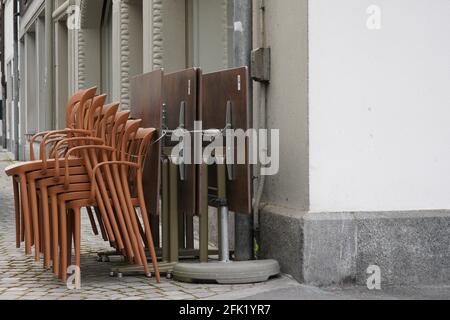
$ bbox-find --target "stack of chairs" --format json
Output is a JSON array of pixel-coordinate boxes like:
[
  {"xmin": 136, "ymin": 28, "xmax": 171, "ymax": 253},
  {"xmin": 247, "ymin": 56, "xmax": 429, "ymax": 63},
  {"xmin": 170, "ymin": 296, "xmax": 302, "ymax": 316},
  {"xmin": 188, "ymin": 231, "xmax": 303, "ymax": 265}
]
[{"xmin": 5, "ymin": 87, "xmax": 160, "ymax": 283}]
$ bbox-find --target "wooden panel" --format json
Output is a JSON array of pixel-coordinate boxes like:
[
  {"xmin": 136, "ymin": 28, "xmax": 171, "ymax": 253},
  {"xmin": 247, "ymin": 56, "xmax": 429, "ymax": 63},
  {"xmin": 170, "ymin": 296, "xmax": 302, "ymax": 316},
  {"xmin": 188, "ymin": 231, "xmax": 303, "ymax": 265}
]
[
  {"xmin": 130, "ymin": 69, "xmax": 163, "ymax": 216},
  {"xmin": 163, "ymin": 68, "xmax": 199, "ymax": 216},
  {"xmin": 200, "ymin": 67, "xmax": 252, "ymax": 214}
]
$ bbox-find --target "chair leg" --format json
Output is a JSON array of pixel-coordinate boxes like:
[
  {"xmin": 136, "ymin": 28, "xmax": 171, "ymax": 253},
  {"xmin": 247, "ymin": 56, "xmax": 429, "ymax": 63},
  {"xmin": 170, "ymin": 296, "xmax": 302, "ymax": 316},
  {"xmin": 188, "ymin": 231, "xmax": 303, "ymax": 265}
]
[
  {"xmin": 13, "ymin": 179, "xmax": 21, "ymax": 248},
  {"xmin": 50, "ymin": 193, "xmax": 60, "ymax": 275},
  {"xmin": 49, "ymin": 203, "xmax": 53, "ymax": 265},
  {"xmin": 137, "ymin": 178, "xmax": 160, "ymax": 283},
  {"xmin": 28, "ymin": 180, "xmax": 41, "ymax": 262},
  {"xmin": 119, "ymin": 168, "xmax": 154, "ymax": 277},
  {"xmin": 93, "ymin": 188, "xmax": 118, "ymax": 248},
  {"xmin": 95, "ymin": 180, "xmax": 124, "ymax": 250},
  {"xmin": 39, "ymin": 196, "xmax": 44, "ymax": 256},
  {"xmin": 110, "ymin": 169, "xmax": 143, "ymax": 265},
  {"xmin": 103, "ymin": 171, "xmax": 135, "ymax": 260},
  {"xmin": 73, "ymin": 207, "xmax": 81, "ymax": 268},
  {"xmin": 19, "ymin": 175, "xmax": 32, "ymax": 255},
  {"xmin": 86, "ymin": 207, "xmax": 99, "ymax": 236},
  {"xmin": 94, "ymin": 207, "xmax": 108, "ymax": 242},
  {"xmin": 67, "ymin": 209, "xmax": 74, "ymax": 268},
  {"xmin": 40, "ymin": 187, "xmax": 52, "ymax": 269},
  {"xmin": 59, "ymin": 201, "xmax": 68, "ymax": 282},
  {"xmin": 135, "ymin": 210, "xmax": 146, "ymax": 245},
  {"xmin": 130, "ymin": 207, "xmax": 148, "ymax": 265},
  {"xmin": 21, "ymin": 204, "xmax": 25, "ymax": 243}
]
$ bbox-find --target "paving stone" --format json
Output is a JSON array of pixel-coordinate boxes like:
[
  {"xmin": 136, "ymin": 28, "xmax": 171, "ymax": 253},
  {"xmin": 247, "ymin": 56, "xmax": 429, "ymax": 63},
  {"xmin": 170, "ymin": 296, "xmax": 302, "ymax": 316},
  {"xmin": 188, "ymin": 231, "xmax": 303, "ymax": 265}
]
[
  {"xmin": 0, "ymin": 158, "xmax": 285, "ymax": 301},
  {"xmin": 140, "ymin": 294, "xmax": 166, "ymax": 300},
  {"xmin": 23, "ymin": 292, "xmax": 47, "ymax": 297},
  {"xmin": 0, "ymin": 295, "xmax": 24, "ymax": 300},
  {"xmin": 167, "ymin": 294, "xmax": 196, "ymax": 300},
  {"xmin": 193, "ymin": 292, "xmax": 217, "ymax": 299},
  {"xmin": 6, "ymin": 287, "xmax": 29, "ymax": 292}
]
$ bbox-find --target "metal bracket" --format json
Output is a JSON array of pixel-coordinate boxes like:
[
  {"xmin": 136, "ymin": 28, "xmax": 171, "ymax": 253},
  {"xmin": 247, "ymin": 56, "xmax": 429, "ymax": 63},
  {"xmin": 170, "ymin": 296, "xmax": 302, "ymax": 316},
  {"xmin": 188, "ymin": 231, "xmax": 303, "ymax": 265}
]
[
  {"xmin": 225, "ymin": 101, "xmax": 235, "ymax": 181},
  {"xmin": 179, "ymin": 101, "xmax": 186, "ymax": 130},
  {"xmin": 209, "ymin": 197, "xmax": 228, "ymax": 208},
  {"xmin": 179, "ymin": 101, "xmax": 186, "ymax": 181},
  {"xmin": 161, "ymin": 101, "xmax": 188, "ymax": 181},
  {"xmin": 251, "ymin": 47, "xmax": 271, "ymax": 83},
  {"xmin": 162, "ymin": 103, "xmax": 168, "ymax": 132}
]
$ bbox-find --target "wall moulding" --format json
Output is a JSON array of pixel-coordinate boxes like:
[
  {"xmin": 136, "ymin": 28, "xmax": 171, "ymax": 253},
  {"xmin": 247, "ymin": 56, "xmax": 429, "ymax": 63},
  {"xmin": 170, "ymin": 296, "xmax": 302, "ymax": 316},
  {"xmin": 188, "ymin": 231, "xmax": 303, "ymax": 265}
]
[
  {"xmin": 152, "ymin": 0, "xmax": 163, "ymax": 69},
  {"xmin": 52, "ymin": 0, "xmax": 71, "ymax": 21}
]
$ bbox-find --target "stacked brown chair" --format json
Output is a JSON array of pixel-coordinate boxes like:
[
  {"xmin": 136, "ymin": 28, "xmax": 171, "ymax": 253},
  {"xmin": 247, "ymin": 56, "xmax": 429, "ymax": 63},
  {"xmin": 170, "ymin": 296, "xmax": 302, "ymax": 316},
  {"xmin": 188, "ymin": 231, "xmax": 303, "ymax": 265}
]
[
  {"xmin": 5, "ymin": 88, "xmax": 161, "ymax": 284},
  {"xmin": 51, "ymin": 113, "xmax": 136, "ymax": 280},
  {"xmin": 56, "ymin": 124, "xmax": 160, "ymax": 282},
  {"xmin": 6, "ymin": 87, "xmax": 98, "ymax": 258},
  {"xmin": 36, "ymin": 102, "xmax": 121, "ymax": 275},
  {"xmin": 24, "ymin": 95, "xmax": 108, "ymax": 269},
  {"xmin": 51, "ymin": 117, "xmax": 160, "ymax": 282},
  {"xmin": 90, "ymin": 127, "xmax": 161, "ymax": 282}
]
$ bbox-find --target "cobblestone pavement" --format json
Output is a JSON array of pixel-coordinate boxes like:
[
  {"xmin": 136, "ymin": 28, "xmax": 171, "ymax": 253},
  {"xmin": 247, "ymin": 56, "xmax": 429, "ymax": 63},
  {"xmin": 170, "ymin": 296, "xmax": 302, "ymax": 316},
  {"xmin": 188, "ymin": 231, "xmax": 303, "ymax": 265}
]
[
  {"xmin": 0, "ymin": 152, "xmax": 296, "ymax": 300},
  {"xmin": 2, "ymin": 150, "xmax": 449, "ymax": 301}
]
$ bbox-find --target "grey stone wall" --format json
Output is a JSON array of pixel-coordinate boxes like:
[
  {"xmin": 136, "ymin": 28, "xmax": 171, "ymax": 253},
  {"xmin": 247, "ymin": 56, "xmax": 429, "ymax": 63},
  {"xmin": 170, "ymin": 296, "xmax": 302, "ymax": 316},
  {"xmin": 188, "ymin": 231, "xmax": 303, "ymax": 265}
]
[{"xmin": 261, "ymin": 207, "xmax": 450, "ymax": 286}]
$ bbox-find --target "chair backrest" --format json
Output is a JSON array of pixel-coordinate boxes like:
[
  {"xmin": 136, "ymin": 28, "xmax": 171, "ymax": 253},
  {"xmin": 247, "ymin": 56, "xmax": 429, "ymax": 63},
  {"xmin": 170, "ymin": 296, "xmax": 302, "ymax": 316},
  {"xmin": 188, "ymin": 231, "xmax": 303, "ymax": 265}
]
[
  {"xmin": 82, "ymin": 109, "xmax": 131, "ymax": 170},
  {"xmin": 126, "ymin": 128, "xmax": 156, "ymax": 169},
  {"xmin": 109, "ymin": 111, "xmax": 131, "ymax": 152},
  {"xmin": 47, "ymin": 94, "xmax": 107, "ymax": 159},
  {"xmin": 96, "ymin": 103, "xmax": 120, "ymax": 141},
  {"xmin": 85, "ymin": 94, "xmax": 107, "ymax": 131},
  {"xmin": 89, "ymin": 119, "xmax": 141, "ymax": 199},
  {"xmin": 65, "ymin": 87, "xmax": 98, "ymax": 129},
  {"xmin": 118, "ymin": 120, "xmax": 143, "ymax": 160},
  {"xmin": 118, "ymin": 127, "xmax": 156, "ymax": 198}
]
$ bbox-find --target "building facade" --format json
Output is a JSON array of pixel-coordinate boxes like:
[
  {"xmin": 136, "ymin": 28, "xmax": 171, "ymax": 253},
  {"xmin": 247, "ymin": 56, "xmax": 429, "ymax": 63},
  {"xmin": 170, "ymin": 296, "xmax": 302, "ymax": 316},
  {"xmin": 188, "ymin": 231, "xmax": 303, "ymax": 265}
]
[
  {"xmin": 1, "ymin": 0, "xmax": 449, "ymax": 287},
  {"xmin": 1, "ymin": 0, "xmax": 15, "ymax": 153},
  {"xmin": 8, "ymin": 0, "xmax": 234, "ymax": 159}
]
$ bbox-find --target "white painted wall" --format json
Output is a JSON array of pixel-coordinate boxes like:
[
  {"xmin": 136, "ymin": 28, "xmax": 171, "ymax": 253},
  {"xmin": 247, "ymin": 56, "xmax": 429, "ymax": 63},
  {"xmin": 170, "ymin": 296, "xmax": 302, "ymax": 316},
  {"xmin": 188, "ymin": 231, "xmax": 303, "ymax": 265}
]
[{"xmin": 309, "ymin": 0, "xmax": 450, "ymax": 212}]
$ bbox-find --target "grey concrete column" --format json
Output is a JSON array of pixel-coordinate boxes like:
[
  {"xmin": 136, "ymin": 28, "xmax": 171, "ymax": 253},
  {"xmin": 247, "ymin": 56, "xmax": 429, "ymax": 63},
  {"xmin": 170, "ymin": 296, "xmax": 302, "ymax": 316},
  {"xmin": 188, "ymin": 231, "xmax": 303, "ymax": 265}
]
[
  {"xmin": 45, "ymin": 0, "xmax": 54, "ymax": 130},
  {"xmin": 68, "ymin": 28, "xmax": 78, "ymax": 96},
  {"xmin": 36, "ymin": 17, "xmax": 48, "ymax": 132},
  {"xmin": 78, "ymin": 0, "xmax": 103, "ymax": 91},
  {"xmin": 111, "ymin": 0, "xmax": 122, "ymax": 102},
  {"xmin": 25, "ymin": 32, "xmax": 37, "ymax": 137},
  {"xmin": 54, "ymin": 20, "xmax": 68, "ymax": 129},
  {"xmin": 19, "ymin": 40, "xmax": 25, "ymax": 159},
  {"xmin": 13, "ymin": 0, "xmax": 20, "ymax": 159}
]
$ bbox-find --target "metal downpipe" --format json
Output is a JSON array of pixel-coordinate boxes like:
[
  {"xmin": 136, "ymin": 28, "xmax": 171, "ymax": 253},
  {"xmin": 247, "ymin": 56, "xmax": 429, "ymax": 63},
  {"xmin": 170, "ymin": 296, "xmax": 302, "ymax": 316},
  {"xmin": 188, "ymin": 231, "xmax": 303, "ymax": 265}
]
[{"xmin": 233, "ymin": 0, "xmax": 254, "ymax": 261}]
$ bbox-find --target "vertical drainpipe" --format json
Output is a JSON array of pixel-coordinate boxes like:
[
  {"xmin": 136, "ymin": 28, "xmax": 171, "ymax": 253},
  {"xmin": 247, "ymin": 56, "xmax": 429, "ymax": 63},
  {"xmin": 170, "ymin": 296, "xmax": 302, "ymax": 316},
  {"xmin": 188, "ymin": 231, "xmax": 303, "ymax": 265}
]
[
  {"xmin": 233, "ymin": 0, "xmax": 254, "ymax": 261},
  {"xmin": 13, "ymin": 0, "xmax": 19, "ymax": 159},
  {"xmin": 45, "ymin": 0, "xmax": 54, "ymax": 130}
]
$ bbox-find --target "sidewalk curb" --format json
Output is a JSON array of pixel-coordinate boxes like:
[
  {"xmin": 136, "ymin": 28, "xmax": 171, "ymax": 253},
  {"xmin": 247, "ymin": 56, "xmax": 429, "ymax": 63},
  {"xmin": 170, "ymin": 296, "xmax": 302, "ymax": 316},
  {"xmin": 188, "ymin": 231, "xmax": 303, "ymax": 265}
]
[{"xmin": 206, "ymin": 275, "xmax": 303, "ymax": 300}]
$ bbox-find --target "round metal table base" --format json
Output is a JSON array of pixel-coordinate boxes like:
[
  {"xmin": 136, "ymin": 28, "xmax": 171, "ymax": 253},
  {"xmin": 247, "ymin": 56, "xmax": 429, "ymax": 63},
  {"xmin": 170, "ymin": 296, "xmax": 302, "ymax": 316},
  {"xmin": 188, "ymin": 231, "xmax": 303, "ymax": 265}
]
[{"xmin": 172, "ymin": 260, "xmax": 280, "ymax": 284}]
